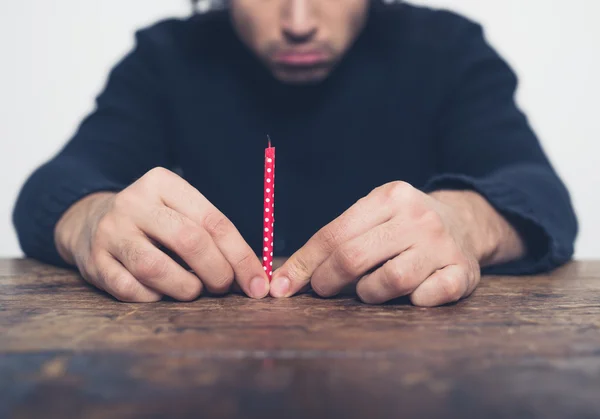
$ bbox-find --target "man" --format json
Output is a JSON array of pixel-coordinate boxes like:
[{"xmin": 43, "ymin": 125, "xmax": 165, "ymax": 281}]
[{"xmin": 13, "ymin": 0, "xmax": 577, "ymax": 306}]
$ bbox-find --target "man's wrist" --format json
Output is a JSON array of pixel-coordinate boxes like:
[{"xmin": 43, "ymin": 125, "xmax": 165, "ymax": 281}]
[{"xmin": 429, "ymin": 190, "xmax": 526, "ymax": 267}]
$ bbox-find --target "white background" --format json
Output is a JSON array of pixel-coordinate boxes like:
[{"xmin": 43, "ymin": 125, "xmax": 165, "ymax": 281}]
[{"xmin": 1, "ymin": 0, "xmax": 598, "ymax": 258}]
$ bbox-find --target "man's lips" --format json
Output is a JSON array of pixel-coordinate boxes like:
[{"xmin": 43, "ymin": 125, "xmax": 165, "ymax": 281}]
[{"xmin": 272, "ymin": 51, "xmax": 329, "ymax": 67}]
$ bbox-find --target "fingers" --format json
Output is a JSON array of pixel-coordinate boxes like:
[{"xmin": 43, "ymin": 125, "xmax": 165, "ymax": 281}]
[
  {"xmin": 149, "ymin": 172, "xmax": 269, "ymax": 298},
  {"xmin": 410, "ymin": 264, "xmax": 478, "ymax": 307},
  {"xmin": 202, "ymin": 211, "xmax": 270, "ymax": 299},
  {"xmin": 310, "ymin": 220, "xmax": 412, "ymax": 298},
  {"xmin": 132, "ymin": 169, "xmax": 269, "ymax": 298},
  {"xmin": 109, "ymin": 234, "xmax": 204, "ymax": 301},
  {"xmin": 136, "ymin": 206, "xmax": 234, "ymax": 295},
  {"xmin": 91, "ymin": 252, "xmax": 163, "ymax": 303},
  {"xmin": 355, "ymin": 249, "xmax": 442, "ymax": 305},
  {"xmin": 271, "ymin": 191, "xmax": 394, "ymax": 298}
]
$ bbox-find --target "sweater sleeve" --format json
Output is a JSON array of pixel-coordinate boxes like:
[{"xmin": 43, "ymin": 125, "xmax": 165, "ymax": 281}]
[
  {"xmin": 13, "ymin": 28, "xmax": 174, "ymax": 267},
  {"xmin": 423, "ymin": 19, "xmax": 578, "ymax": 275}
]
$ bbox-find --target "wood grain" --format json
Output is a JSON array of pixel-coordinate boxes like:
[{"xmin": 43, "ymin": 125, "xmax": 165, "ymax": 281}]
[{"xmin": 1, "ymin": 259, "xmax": 600, "ymax": 419}]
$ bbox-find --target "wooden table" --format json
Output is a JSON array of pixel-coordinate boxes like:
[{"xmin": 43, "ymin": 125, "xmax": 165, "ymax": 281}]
[{"xmin": 1, "ymin": 259, "xmax": 600, "ymax": 419}]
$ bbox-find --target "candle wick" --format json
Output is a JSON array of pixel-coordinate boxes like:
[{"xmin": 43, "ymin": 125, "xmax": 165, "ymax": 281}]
[{"xmin": 267, "ymin": 135, "xmax": 272, "ymax": 148}]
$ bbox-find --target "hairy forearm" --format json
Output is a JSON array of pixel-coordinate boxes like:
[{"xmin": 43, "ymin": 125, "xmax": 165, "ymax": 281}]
[{"xmin": 429, "ymin": 190, "xmax": 526, "ymax": 267}]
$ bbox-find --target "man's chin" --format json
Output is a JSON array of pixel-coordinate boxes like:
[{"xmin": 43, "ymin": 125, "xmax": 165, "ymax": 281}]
[{"xmin": 271, "ymin": 67, "xmax": 332, "ymax": 85}]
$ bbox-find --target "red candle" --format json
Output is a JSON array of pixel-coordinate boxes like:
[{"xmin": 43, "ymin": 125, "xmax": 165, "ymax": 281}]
[{"xmin": 263, "ymin": 136, "xmax": 276, "ymax": 281}]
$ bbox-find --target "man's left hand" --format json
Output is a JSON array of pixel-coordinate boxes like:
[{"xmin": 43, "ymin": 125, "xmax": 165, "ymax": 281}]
[{"xmin": 270, "ymin": 181, "xmax": 524, "ymax": 306}]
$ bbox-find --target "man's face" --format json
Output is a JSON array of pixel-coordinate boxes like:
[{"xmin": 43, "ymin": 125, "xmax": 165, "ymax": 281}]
[{"xmin": 230, "ymin": 0, "xmax": 370, "ymax": 84}]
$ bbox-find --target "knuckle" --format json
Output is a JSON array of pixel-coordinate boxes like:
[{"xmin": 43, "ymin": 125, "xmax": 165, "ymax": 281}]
[
  {"xmin": 421, "ymin": 210, "xmax": 446, "ymax": 238},
  {"xmin": 109, "ymin": 274, "xmax": 141, "ymax": 302},
  {"xmin": 203, "ymin": 212, "xmax": 234, "ymax": 240},
  {"xmin": 334, "ymin": 244, "xmax": 366, "ymax": 277},
  {"xmin": 174, "ymin": 227, "xmax": 209, "ymax": 256},
  {"xmin": 355, "ymin": 195, "xmax": 369, "ymax": 207},
  {"xmin": 279, "ymin": 252, "xmax": 312, "ymax": 286},
  {"xmin": 382, "ymin": 181, "xmax": 414, "ymax": 205},
  {"xmin": 145, "ymin": 167, "xmax": 171, "ymax": 183},
  {"xmin": 287, "ymin": 253, "xmax": 312, "ymax": 281},
  {"xmin": 178, "ymin": 280, "xmax": 204, "ymax": 301},
  {"xmin": 118, "ymin": 239, "xmax": 137, "ymax": 262},
  {"xmin": 208, "ymin": 270, "xmax": 235, "ymax": 295},
  {"xmin": 236, "ymin": 250, "xmax": 255, "ymax": 268},
  {"xmin": 120, "ymin": 241, "xmax": 166, "ymax": 280},
  {"xmin": 137, "ymin": 167, "xmax": 174, "ymax": 195},
  {"xmin": 381, "ymin": 260, "xmax": 409, "ymax": 294},
  {"xmin": 232, "ymin": 251, "xmax": 257, "ymax": 276},
  {"xmin": 136, "ymin": 254, "xmax": 169, "ymax": 280},
  {"xmin": 316, "ymin": 225, "xmax": 341, "ymax": 253},
  {"xmin": 437, "ymin": 275, "xmax": 463, "ymax": 302}
]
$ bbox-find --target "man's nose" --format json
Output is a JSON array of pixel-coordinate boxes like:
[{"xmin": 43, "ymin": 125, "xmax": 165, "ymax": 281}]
[{"xmin": 281, "ymin": 0, "xmax": 318, "ymax": 43}]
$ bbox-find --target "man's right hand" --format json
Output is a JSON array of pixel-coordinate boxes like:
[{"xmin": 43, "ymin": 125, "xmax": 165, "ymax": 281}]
[{"xmin": 54, "ymin": 167, "xmax": 269, "ymax": 302}]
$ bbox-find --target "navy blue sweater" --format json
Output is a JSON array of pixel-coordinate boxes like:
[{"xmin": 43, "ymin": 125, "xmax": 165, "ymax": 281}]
[{"xmin": 13, "ymin": 4, "xmax": 577, "ymax": 274}]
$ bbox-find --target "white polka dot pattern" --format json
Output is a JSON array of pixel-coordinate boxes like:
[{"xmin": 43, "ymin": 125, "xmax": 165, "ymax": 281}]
[{"xmin": 263, "ymin": 142, "xmax": 275, "ymax": 281}]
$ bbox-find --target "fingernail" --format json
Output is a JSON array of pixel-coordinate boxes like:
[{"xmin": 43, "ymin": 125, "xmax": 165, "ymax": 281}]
[
  {"xmin": 271, "ymin": 276, "xmax": 290, "ymax": 298},
  {"xmin": 250, "ymin": 276, "xmax": 269, "ymax": 299}
]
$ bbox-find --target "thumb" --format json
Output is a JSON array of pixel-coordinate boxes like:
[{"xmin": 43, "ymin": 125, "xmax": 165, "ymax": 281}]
[{"xmin": 270, "ymin": 244, "xmax": 326, "ymax": 298}]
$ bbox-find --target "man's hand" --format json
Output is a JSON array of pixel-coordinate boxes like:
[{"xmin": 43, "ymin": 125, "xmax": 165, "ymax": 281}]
[
  {"xmin": 270, "ymin": 181, "xmax": 525, "ymax": 306},
  {"xmin": 55, "ymin": 167, "xmax": 269, "ymax": 302}
]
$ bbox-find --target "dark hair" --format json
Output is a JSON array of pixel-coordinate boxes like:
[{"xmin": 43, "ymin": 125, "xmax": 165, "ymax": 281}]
[
  {"xmin": 191, "ymin": 0, "xmax": 227, "ymax": 13},
  {"xmin": 191, "ymin": 0, "xmax": 399, "ymax": 13}
]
